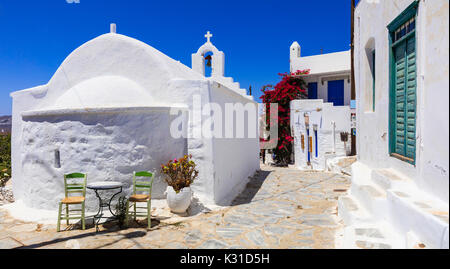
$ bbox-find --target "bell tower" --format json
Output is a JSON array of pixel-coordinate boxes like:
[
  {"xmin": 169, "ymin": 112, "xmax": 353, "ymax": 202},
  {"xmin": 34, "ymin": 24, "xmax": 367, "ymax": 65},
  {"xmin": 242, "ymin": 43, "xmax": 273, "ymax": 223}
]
[{"xmin": 192, "ymin": 31, "xmax": 225, "ymax": 77}]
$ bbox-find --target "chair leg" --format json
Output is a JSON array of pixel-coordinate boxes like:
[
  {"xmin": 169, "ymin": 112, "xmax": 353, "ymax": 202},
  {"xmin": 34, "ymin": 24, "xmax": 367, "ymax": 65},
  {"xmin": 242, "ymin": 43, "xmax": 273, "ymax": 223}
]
[
  {"xmin": 147, "ymin": 200, "xmax": 151, "ymax": 228},
  {"xmin": 125, "ymin": 200, "xmax": 130, "ymax": 226},
  {"xmin": 81, "ymin": 201, "xmax": 85, "ymax": 230},
  {"xmin": 57, "ymin": 202, "xmax": 62, "ymax": 232},
  {"xmin": 134, "ymin": 203, "xmax": 137, "ymax": 221},
  {"xmin": 65, "ymin": 204, "xmax": 69, "ymax": 225}
]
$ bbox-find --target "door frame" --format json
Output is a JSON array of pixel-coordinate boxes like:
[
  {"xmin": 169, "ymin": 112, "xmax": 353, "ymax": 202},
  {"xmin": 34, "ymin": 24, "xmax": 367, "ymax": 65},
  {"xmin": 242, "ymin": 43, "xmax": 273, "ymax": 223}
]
[{"xmin": 387, "ymin": 0, "xmax": 419, "ymax": 165}]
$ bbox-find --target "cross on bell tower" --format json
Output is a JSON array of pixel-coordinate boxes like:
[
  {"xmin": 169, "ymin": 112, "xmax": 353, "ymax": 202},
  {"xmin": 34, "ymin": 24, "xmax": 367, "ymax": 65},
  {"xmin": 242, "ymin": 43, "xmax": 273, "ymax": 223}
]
[
  {"xmin": 205, "ymin": 31, "xmax": 213, "ymax": 43},
  {"xmin": 192, "ymin": 30, "xmax": 224, "ymax": 78}
]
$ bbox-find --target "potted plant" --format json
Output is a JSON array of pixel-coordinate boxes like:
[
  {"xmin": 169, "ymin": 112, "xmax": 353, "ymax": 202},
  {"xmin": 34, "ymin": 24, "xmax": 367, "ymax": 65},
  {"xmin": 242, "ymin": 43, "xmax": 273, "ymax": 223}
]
[{"xmin": 161, "ymin": 154, "xmax": 199, "ymax": 213}]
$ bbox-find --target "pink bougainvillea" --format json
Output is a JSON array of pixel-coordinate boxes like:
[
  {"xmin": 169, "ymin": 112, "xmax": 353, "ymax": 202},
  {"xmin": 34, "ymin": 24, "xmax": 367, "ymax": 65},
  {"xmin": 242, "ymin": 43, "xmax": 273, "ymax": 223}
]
[{"xmin": 260, "ymin": 69, "xmax": 310, "ymax": 166}]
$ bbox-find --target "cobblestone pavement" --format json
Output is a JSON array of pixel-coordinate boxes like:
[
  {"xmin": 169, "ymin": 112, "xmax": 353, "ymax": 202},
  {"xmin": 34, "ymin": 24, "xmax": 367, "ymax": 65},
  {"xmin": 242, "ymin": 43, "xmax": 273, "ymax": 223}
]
[{"xmin": 0, "ymin": 165, "xmax": 350, "ymax": 249}]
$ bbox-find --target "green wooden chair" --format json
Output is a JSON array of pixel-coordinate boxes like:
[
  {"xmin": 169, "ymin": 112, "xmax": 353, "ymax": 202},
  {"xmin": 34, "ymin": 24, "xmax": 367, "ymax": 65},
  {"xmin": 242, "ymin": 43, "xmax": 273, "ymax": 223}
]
[
  {"xmin": 125, "ymin": 171, "xmax": 155, "ymax": 228},
  {"xmin": 57, "ymin": 173, "xmax": 87, "ymax": 232}
]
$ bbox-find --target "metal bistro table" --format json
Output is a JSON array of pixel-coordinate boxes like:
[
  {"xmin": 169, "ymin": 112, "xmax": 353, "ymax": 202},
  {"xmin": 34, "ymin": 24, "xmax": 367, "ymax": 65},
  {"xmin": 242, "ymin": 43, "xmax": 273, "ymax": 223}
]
[{"xmin": 87, "ymin": 181, "xmax": 123, "ymax": 232}]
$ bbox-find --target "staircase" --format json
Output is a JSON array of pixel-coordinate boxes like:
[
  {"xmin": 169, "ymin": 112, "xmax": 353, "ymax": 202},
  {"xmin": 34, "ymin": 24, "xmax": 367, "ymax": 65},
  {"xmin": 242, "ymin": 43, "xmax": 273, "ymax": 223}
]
[
  {"xmin": 209, "ymin": 76, "xmax": 250, "ymax": 97},
  {"xmin": 338, "ymin": 162, "xmax": 449, "ymax": 249}
]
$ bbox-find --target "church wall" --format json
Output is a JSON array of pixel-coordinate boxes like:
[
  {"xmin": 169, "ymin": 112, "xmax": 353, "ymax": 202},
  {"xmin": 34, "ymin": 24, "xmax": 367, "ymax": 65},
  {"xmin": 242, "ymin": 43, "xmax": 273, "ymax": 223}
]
[
  {"xmin": 208, "ymin": 82, "xmax": 260, "ymax": 205},
  {"xmin": 10, "ymin": 85, "xmax": 49, "ymax": 203},
  {"xmin": 15, "ymin": 108, "xmax": 186, "ymax": 211},
  {"xmin": 166, "ymin": 79, "xmax": 217, "ymax": 206},
  {"xmin": 355, "ymin": 0, "xmax": 449, "ymax": 203},
  {"xmin": 166, "ymin": 79, "xmax": 259, "ymax": 206}
]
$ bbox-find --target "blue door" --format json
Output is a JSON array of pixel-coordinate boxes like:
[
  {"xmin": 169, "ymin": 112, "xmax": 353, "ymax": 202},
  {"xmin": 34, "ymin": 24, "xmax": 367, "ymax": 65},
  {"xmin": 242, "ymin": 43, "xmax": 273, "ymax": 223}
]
[
  {"xmin": 327, "ymin": 80, "xmax": 344, "ymax": 106},
  {"xmin": 308, "ymin": 82, "xmax": 318, "ymax": 99}
]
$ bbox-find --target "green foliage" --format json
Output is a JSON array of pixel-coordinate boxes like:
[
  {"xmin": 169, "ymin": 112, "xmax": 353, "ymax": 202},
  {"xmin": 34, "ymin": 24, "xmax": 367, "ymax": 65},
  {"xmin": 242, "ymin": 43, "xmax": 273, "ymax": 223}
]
[
  {"xmin": 115, "ymin": 196, "xmax": 128, "ymax": 229},
  {"xmin": 0, "ymin": 134, "xmax": 11, "ymax": 187}
]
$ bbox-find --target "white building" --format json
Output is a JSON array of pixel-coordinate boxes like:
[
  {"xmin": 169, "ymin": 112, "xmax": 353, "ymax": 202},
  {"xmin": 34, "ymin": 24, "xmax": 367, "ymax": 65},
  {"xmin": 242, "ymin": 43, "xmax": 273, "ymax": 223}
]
[
  {"xmin": 338, "ymin": 0, "xmax": 449, "ymax": 249},
  {"xmin": 290, "ymin": 42, "xmax": 351, "ymax": 106},
  {"xmin": 9, "ymin": 25, "xmax": 259, "ymax": 212},
  {"xmin": 289, "ymin": 42, "xmax": 352, "ymax": 170},
  {"xmin": 290, "ymin": 100, "xmax": 350, "ymax": 171}
]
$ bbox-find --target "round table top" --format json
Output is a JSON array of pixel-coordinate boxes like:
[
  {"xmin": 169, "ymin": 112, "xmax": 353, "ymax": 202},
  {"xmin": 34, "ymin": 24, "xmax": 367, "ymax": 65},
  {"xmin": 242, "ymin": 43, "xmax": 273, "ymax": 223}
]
[{"xmin": 87, "ymin": 181, "xmax": 123, "ymax": 190}]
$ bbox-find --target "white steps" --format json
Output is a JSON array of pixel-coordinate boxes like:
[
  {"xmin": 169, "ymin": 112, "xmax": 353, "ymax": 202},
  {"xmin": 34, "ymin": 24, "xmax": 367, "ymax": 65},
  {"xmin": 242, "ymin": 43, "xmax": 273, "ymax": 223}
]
[
  {"xmin": 338, "ymin": 161, "xmax": 449, "ymax": 249},
  {"xmin": 338, "ymin": 195, "xmax": 372, "ymax": 224},
  {"xmin": 348, "ymin": 164, "xmax": 389, "ymax": 222},
  {"xmin": 386, "ymin": 188, "xmax": 448, "ymax": 248},
  {"xmin": 371, "ymin": 168, "xmax": 414, "ymax": 191},
  {"xmin": 340, "ymin": 222, "xmax": 404, "ymax": 249}
]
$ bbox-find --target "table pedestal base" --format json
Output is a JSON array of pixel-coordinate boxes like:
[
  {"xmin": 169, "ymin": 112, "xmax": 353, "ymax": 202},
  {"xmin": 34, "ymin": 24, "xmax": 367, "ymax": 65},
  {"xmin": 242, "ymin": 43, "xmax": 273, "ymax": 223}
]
[{"xmin": 92, "ymin": 187, "xmax": 122, "ymax": 232}]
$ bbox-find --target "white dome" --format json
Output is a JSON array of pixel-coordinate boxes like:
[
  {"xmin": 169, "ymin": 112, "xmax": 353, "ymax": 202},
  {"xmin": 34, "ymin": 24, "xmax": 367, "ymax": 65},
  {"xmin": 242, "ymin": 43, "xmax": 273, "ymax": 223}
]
[
  {"xmin": 38, "ymin": 33, "xmax": 205, "ymax": 111},
  {"xmin": 51, "ymin": 75, "xmax": 154, "ymax": 109}
]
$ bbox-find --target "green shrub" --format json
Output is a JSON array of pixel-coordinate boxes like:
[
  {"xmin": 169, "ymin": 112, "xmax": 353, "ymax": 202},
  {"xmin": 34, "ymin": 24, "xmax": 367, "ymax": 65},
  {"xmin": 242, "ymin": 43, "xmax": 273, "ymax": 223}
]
[{"xmin": 0, "ymin": 134, "xmax": 11, "ymax": 187}]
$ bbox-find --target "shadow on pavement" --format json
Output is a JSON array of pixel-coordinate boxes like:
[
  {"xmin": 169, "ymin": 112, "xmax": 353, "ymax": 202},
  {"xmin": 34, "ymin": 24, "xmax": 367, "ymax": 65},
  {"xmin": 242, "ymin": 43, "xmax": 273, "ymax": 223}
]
[
  {"xmin": 230, "ymin": 169, "xmax": 272, "ymax": 206},
  {"xmin": 15, "ymin": 218, "xmax": 160, "ymax": 249}
]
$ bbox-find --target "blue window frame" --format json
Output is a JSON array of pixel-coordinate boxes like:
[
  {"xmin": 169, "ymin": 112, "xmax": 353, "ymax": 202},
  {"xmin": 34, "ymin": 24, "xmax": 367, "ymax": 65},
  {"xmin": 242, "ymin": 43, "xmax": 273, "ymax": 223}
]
[{"xmin": 327, "ymin": 80, "xmax": 344, "ymax": 106}]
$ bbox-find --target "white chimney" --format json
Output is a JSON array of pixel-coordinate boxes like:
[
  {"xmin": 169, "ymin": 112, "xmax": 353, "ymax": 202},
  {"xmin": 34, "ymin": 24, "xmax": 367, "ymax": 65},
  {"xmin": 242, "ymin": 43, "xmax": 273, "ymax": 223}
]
[{"xmin": 110, "ymin": 23, "xmax": 116, "ymax": 34}]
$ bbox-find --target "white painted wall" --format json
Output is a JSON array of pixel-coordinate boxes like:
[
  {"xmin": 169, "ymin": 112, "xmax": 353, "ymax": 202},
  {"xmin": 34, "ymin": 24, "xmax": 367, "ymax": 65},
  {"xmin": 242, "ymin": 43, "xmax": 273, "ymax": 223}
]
[
  {"xmin": 208, "ymin": 82, "xmax": 260, "ymax": 205},
  {"xmin": 290, "ymin": 49, "xmax": 351, "ymax": 76},
  {"xmin": 18, "ymin": 108, "xmax": 186, "ymax": 211},
  {"xmin": 290, "ymin": 99, "xmax": 350, "ymax": 171},
  {"xmin": 354, "ymin": 0, "xmax": 449, "ymax": 203}
]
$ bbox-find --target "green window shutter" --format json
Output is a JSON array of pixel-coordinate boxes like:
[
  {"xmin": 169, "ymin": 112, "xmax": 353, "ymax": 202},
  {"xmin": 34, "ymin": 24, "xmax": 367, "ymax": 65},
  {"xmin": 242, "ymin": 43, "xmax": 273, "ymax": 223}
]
[
  {"xmin": 405, "ymin": 37, "xmax": 417, "ymax": 160},
  {"xmin": 394, "ymin": 42, "xmax": 407, "ymax": 156},
  {"xmin": 390, "ymin": 21, "xmax": 417, "ymax": 164}
]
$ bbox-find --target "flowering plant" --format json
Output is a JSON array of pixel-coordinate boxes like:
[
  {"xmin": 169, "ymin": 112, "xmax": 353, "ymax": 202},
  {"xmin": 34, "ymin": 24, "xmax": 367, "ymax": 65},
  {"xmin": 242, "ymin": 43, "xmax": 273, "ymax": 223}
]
[
  {"xmin": 161, "ymin": 154, "xmax": 199, "ymax": 193},
  {"xmin": 0, "ymin": 134, "xmax": 11, "ymax": 187},
  {"xmin": 260, "ymin": 69, "xmax": 309, "ymax": 166}
]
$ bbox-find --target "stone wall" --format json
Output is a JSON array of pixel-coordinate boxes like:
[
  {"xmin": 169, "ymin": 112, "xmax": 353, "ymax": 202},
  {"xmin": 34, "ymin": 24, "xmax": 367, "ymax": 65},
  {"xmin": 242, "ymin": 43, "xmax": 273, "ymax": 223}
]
[{"xmin": 17, "ymin": 108, "xmax": 186, "ymax": 211}]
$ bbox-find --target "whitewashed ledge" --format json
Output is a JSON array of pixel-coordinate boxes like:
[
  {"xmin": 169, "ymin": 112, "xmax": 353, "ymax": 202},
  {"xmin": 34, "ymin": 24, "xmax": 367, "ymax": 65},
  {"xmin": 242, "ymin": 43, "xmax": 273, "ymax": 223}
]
[{"xmin": 21, "ymin": 105, "xmax": 188, "ymax": 118}]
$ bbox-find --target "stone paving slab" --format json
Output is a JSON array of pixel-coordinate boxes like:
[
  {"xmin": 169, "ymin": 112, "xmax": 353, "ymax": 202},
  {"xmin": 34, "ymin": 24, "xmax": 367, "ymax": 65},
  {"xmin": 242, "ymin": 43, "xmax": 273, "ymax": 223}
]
[
  {"xmin": 0, "ymin": 237, "xmax": 23, "ymax": 249},
  {"xmin": 0, "ymin": 164, "xmax": 350, "ymax": 249}
]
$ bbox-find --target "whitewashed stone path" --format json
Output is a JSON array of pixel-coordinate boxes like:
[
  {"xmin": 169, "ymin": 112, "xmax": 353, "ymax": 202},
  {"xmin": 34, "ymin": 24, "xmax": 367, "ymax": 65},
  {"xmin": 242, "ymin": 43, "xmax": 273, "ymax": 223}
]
[{"xmin": 0, "ymin": 164, "xmax": 351, "ymax": 249}]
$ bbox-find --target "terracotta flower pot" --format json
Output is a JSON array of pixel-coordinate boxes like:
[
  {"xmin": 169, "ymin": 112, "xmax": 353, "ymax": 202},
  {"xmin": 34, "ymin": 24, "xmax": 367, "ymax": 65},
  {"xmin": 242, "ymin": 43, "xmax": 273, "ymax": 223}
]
[{"xmin": 165, "ymin": 186, "xmax": 192, "ymax": 213}]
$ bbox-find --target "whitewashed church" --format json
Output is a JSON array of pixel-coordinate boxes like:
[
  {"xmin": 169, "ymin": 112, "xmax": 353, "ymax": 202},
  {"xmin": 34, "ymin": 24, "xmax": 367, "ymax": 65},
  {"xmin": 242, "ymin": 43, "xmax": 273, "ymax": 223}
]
[{"xmin": 9, "ymin": 25, "xmax": 260, "ymax": 211}]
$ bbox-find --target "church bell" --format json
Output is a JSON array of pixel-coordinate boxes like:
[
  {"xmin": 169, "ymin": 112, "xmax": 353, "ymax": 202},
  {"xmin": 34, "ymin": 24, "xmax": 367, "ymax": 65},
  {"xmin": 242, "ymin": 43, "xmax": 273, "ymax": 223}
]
[{"xmin": 204, "ymin": 55, "xmax": 212, "ymax": 67}]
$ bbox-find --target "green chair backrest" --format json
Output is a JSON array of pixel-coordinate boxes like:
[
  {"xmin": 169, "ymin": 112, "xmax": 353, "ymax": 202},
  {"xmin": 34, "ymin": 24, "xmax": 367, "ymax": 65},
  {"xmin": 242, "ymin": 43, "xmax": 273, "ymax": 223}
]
[
  {"xmin": 133, "ymin": 171, "xmax": 154, "ymax": 196},
  {"xmin": 63, "ymin": 173, "xmax": 87, "ymax": 198}
]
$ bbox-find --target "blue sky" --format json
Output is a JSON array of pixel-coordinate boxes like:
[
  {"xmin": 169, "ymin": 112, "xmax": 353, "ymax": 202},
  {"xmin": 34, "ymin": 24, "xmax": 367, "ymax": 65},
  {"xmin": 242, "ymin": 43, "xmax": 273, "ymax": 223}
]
[{"xmin": 0, "ymin": 0, "xmax": 354, "ymax": 116}]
